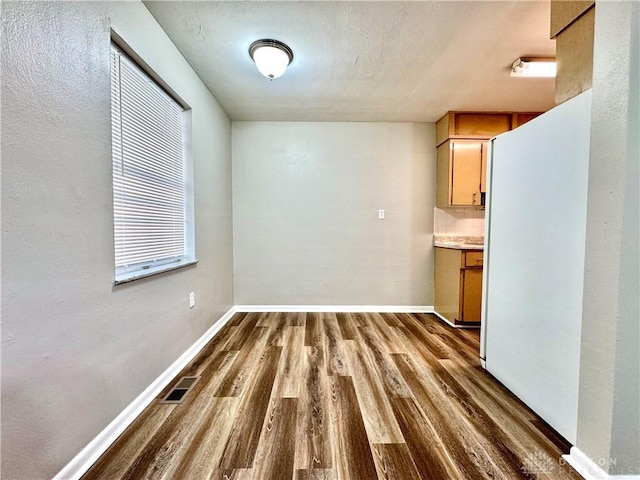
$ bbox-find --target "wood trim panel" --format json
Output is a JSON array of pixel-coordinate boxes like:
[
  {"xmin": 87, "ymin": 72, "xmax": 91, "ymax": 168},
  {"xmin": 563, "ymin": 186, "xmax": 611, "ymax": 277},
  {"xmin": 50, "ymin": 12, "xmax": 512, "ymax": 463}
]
[
  {"xmin": 435, "ymin": 113, "xmax": 453, "ymax": 147},
  {"xmin": 555, "ymin": 6, "xmax": 595, "ymax": 105},
  {"xmin": 550, "ymin": 0, "xmax": 594, "ymax": 38},
  {"xmin": 434, "ymin": 247, "xmax": 462, "ymax": 323}
]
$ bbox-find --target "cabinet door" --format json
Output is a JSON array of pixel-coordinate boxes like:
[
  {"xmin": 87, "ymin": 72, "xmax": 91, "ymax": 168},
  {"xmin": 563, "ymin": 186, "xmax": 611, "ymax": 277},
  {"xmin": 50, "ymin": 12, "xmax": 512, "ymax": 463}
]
[
  {"xmin": 460, "ymin": 268, "xmax": 483, "ymax": 322},
  {"xmin": 435, "ymin": 247, "xmax": 463, "ymax": 323},
  {"xmin": 452, "ymin": 113, "xmax": 512, "ymax": 138},
  {"xmin": 480, "ymin": 141, "xmax": 488, "ymax": 193},
  {"xmin": 512, "ymin": 112, "xmax": 541, "ymax": 129},
  {"xmin": 451, "ymin": 141, "xmax": 482, "ymax": 205}
]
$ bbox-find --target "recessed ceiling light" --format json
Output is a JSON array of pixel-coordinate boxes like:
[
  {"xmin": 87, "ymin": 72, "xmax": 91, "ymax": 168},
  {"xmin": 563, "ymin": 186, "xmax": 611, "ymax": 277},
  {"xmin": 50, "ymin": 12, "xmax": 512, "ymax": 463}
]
[
  {"xmin": 510, "ymin": 58, "xmax": 557, "ymax": 78},
  {"xmin": 249, "ymin": 39, "xmax": 294, "ymax": 80}
]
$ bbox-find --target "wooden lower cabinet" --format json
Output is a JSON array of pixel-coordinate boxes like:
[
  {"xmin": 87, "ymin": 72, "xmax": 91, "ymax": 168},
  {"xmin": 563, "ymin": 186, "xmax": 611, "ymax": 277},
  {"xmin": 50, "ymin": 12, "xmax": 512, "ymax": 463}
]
[
  {"xmin": 435, "ymin": 247, "xmax": 483, "ymax": 325},
  {"xmin": 461, "ymin": 268, "xmax": 482, "ymax": 322}
]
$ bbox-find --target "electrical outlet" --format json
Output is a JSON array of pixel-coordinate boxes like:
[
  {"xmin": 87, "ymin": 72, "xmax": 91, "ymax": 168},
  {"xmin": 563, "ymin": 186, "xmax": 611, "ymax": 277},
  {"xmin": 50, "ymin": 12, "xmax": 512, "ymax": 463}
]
[
  {"xmin": 378, "ymin": 209, "xmax": 385, "ymax": 219},
  {"xmin": 189, "ymin": 292, "xmax": 195, "ymax": 308}
]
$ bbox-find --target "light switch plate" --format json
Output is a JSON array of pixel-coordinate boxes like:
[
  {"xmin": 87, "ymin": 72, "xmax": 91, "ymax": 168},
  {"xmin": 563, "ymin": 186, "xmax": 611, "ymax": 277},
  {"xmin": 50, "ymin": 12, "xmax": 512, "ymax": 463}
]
[{"xmin": 189, "ymin": 292, "xmax": 195, "ymax": 308}]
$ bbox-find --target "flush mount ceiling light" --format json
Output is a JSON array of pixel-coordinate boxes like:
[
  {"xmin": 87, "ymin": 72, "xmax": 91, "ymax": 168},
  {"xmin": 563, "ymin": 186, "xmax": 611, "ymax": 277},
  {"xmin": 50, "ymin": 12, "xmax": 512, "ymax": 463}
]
[
  {"xmin": 249, "ymin": 39, "xmax": 294, "ymax": 80},
  {"xmin": 510, "ymin": 57, "xmax": 557, "ymax": 78}
]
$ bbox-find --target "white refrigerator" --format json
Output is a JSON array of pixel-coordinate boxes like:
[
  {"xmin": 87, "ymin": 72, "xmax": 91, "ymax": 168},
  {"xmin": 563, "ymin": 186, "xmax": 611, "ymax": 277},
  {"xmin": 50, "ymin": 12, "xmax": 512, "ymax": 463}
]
[{"xmin": 480, "ymin": 90, "xmax": 592, "ymax": 444}]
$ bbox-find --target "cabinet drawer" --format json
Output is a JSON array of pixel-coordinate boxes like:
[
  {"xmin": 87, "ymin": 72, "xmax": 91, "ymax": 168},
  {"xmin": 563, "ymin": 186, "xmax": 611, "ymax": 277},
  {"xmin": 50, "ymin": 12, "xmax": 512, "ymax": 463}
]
[{"xmin": 464, "ymin": 251, "xmax": 484, "ymax": 267}]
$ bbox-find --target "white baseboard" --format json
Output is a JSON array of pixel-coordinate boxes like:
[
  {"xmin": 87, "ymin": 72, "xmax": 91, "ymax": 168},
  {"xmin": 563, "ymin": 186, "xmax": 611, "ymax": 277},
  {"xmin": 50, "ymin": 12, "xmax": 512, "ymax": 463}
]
[
  {"xmin": 563, "ymin": 446, "xmax": 640, "ymax": 480},
  {"xmin": 431, "ymin": 310, "xmax": 481, "ymax": 329},
  {"xmin": 53, "ymin": 306, "xmax": 238, "ymax": 480},
  {"xmin": 235, "ymin": 305, "xmax": 434, "ymax": 313}
]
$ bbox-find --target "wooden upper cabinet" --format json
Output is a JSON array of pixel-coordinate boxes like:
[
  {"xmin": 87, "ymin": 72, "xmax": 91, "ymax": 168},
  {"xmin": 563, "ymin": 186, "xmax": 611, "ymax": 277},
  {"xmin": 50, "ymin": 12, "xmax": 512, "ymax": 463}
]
[
  {"xmin": 512, "ymin": 113, "xmax": 541, "ymax": 129},
  {"xmin": 436, "ymin": 141, "xmax": 452, "ymax": 208},
  {"xmin": 435, "ymin": 111, "xmax": 542, "ymax": 207},
  {"xmin": 451, "ymin": 141, "xmax": 483, "ymax": 206},
  {"xmin": 437, "ymin": 140, "xmax": 485, "ymax": 207},
  {"xmin": 436, "ymin": 112, "xmax": 511, "ymax": 146},
  {"xmin": 436, "ymin": 111, "xmax": 542, "ymax": 146}
]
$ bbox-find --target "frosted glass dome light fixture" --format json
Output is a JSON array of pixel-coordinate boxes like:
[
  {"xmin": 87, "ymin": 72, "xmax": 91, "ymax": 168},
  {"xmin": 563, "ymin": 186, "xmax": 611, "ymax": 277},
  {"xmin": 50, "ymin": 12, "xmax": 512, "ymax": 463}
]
[{"xmin": 249, "ymin": 39, "xmax": 294, "ymax": 80}]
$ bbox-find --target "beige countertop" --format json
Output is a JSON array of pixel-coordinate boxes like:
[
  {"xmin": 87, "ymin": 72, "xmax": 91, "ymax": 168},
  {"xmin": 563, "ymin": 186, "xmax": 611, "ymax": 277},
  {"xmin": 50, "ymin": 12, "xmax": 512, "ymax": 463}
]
[{"xmin": 433, "ymin": 235, "xmax": 484, "ymax": 250}]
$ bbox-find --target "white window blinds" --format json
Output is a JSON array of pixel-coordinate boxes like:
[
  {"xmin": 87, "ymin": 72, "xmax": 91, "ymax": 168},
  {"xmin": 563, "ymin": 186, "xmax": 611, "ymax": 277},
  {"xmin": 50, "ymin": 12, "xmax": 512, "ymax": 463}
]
[{"xmin": 110, "ymin": 44, "xmax": 188, "ymax": 278}]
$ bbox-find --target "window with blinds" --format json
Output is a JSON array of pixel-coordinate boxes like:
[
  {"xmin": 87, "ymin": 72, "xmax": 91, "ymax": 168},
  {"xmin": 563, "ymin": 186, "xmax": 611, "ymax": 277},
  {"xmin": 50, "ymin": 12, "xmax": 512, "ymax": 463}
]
[{"xmin": 110, "ymin": 44, "xmax": 194, "ymax": 283}]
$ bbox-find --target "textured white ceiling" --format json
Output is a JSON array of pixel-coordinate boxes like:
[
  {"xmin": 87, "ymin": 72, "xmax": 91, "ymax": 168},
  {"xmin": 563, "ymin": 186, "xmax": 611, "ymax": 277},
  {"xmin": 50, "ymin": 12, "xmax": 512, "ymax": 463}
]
[{"xmin": 144, "ymin": 1, "xmax": 556, "ymax": 122}]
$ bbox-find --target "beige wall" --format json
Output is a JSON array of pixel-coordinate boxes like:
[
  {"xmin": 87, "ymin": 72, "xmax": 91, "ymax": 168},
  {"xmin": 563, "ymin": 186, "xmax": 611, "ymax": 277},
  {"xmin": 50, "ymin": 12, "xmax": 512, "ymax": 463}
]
[
  {"xmin": 0, "ymin": 2, "xmax": 234, "ymax": 478},
  {"xmin": 232, "ymin": 121, "xmax": 435, "ymax": 306}
]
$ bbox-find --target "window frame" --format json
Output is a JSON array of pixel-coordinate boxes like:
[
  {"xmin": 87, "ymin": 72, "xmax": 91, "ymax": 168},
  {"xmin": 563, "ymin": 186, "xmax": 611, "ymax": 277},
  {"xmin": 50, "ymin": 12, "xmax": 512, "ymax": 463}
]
[{"xmin": 110, "ymin": 41, "xmax": 196, "ymax": 285}]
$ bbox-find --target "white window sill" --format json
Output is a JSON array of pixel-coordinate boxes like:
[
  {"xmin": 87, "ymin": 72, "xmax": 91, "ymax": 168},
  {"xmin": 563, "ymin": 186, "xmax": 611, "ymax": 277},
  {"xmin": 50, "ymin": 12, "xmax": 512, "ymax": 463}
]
[{"xmin": 114, "ymin": 260, "xmax": 198, "ymax": 285}]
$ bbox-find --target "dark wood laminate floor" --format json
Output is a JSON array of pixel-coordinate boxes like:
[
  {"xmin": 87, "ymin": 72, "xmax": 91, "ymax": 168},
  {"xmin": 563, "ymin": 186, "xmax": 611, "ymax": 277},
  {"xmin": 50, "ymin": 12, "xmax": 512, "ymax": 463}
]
[{"xmin": 84, "ymin": 312, "xmax": 582, "ymax": 480}]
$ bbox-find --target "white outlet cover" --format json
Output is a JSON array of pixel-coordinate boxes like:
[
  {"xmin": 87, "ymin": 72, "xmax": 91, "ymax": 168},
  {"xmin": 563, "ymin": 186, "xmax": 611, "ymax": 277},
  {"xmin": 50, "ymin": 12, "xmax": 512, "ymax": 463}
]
[
  {"xmin": 378, "ymin": 209, "xmax": 385, "ymax": 219},
  {"xmin": 189, "ymin": 292, "xmax": 195, "ymax": 308}
]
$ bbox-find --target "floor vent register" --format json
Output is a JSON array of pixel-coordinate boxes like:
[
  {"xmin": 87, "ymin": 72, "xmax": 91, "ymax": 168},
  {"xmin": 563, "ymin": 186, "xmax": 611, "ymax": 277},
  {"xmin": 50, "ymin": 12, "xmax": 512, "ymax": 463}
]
[{"xmin": 160, "ymin": 376, "xmax": 200, "ymax": 404}]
